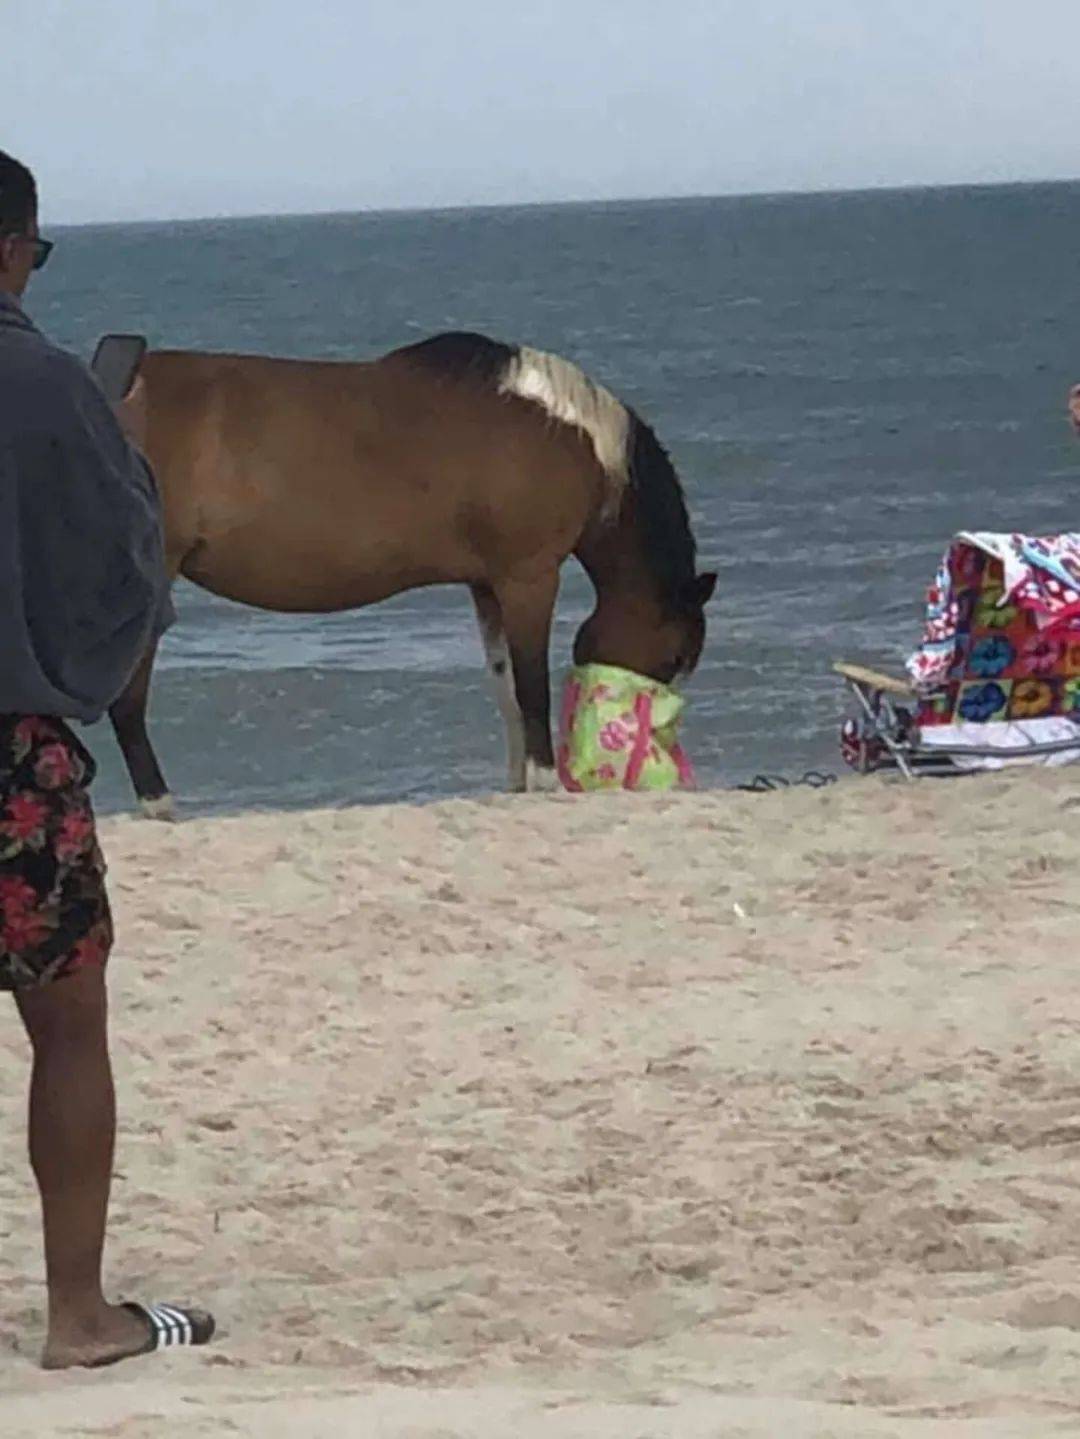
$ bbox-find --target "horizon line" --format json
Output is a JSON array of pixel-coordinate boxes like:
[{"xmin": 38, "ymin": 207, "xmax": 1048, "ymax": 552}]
[{"xmin": 48, "ymin": 171, "xmax": 1080, "ymax": 231}]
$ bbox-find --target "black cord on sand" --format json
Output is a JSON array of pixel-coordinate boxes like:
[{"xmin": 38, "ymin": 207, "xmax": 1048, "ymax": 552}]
[{"xmin": 733, "ymin": 770, "xmax": 837, "ymax": 794}]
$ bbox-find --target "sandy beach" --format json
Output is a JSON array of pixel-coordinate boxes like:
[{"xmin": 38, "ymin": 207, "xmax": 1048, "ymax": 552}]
[{"xmin": 4, "ymin": 772, "xmax": 1080, "ymax": 1436}]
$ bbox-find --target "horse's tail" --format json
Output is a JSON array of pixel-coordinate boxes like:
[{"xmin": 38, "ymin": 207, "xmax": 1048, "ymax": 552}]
[{"xmin": 498, "ymin": 345, "xmax": 631, "ymax": 520}]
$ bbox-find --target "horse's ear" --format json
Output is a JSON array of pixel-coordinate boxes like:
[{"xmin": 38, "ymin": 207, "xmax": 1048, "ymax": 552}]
[{"xmin": 693, "ymin": 571, "xmax": 717, "ymax": 607}]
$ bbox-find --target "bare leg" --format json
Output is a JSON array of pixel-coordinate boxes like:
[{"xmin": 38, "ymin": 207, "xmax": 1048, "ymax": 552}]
[
  {"xmin": 495, "ymin": 570, "xmax": 560, "ymax": 792},
  {"xmin": 108, "ymin": 640, "xmax": 174, "ymax": 821},
  {"xmin": 15, "ymin": 968, "xmax": 150, "ymax": 1368},
  {"xmin": 471, "ymin": 585, "xmax": 527, "ymax": 791}
]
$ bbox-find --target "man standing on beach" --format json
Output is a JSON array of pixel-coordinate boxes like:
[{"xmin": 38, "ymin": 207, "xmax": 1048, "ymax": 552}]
[
  {"xmin": 1070, "ymin": 384, "xmax": 1080, "ymax": 437},
  {"xmin": 0, "ymin": 149, "xmax": 213, "ymax": 1367}
]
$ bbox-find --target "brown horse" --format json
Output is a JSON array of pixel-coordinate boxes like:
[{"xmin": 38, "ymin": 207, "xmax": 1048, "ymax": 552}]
[{"xmin": 110, "ymin": 331, "xmax": 716, "ymax": 815}]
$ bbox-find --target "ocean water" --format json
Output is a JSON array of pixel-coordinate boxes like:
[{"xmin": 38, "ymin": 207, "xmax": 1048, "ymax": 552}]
[{"xmin": 30, "ymin": 182, "xmax": 1080, "ymax": 813}]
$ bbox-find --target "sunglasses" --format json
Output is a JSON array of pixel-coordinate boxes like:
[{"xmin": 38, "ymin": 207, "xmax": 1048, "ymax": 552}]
[
  {"xmin": 1, "ymin": 230, "xmax": 54, "ymax": 271},
  {"xmin": 29, "ymin": 235, "xmax": 54, "ymax": 271}
]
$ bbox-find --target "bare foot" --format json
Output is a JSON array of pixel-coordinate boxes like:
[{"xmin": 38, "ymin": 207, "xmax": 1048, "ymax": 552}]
[{"xmin": 42, "ymin": 1301, "xmax": 213, "ymax": 1369}]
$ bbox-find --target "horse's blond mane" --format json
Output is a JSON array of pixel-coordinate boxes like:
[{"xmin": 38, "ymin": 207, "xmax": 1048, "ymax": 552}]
[
  {"xmin": 392, "ymin": 333, "xmax": 696, "ymax": 594},
  {"xmin": 498, "ymin": 346, "xmax": 630, "ymax": 520}
]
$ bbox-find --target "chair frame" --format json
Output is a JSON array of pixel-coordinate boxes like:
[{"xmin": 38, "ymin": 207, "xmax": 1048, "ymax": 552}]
[{"xmin": 834, "ymin": 661, "xmax": 1080, "ymax": 781}]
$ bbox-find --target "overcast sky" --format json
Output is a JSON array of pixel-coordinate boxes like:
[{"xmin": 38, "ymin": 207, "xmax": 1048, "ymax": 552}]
[{"xmin": 6, "ymin": 0, "xmax": 1079, "ymax": 225}]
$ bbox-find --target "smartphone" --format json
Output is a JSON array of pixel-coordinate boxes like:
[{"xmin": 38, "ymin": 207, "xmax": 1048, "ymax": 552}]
[{"xmin": 91, "ymin": 333, "xmax": 147, "ymax": 403}]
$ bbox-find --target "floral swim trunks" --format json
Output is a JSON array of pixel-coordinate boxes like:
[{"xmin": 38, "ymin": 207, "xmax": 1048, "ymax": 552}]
[{"xmin": 0, "ymin": 716, "xmax": 112, "ymax": 992}]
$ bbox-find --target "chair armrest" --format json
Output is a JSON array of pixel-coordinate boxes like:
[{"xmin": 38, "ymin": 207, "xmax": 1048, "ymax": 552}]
[{"xmin": 833, "ymin": 661, "xmax": 915, "ymax": 699}]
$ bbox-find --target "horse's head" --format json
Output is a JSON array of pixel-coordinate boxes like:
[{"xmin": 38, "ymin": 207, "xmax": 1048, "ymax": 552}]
[{"xmin": 573, "ymin": 571, "xmax": 717, "ymax": 685}]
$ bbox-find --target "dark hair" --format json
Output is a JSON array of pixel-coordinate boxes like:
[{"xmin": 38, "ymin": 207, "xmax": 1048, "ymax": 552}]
[
  {"xmin": 625, "ymin": 409, "xmax": 698, "ymax": 609},
  {"xmin": 0, "ymin": 151, "xmax": 37, "ymax": 235}
]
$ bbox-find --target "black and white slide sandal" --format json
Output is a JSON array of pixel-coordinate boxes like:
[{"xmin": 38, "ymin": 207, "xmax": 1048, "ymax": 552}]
[{"xmin": 123, "ymin": 1301, "xmax": 216, "ymax": 1354}]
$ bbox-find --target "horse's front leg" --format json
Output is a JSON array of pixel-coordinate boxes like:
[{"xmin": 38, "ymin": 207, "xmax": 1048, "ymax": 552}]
[{"xmin": 494, "ymin": 570, "xmax": 560, "ymax": 793}]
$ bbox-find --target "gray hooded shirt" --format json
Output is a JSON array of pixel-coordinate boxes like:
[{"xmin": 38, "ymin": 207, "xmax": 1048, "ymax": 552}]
[{"xmin": 0, "ymin": 292, "xmax": 173, "ymax": 722}]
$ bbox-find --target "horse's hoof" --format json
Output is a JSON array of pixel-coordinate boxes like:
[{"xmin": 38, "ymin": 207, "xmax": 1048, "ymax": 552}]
[
  {"xmin": 524, "ymin": 762, "xmax": 560, "ymax": 794},
  {"xmin": 139, "ymin": 794, "xmax": 177, "ymax": 822}
]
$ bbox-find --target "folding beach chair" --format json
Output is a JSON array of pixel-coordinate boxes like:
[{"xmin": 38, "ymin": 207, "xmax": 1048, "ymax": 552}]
[{"xmin": 836, "ymin": 532, "xmax": 1080, "ymax": 780}]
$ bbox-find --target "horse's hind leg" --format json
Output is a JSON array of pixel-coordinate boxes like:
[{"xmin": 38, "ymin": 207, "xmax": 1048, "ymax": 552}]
[
  {"xmin": 471, "ymin": 584, "xmax": 527, "ymax": 791},
  {"xmin": 492, "ymin": 570, "xmax": 560, "ymax": 793},
  {"xmin": 108, "ymin": 638, "xmax": 174, "ymax": 820}
]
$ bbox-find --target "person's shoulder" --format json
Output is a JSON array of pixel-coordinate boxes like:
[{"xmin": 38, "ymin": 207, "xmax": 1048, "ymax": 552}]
[
  {"xmin": 3, "ymin": 328, "xmax": 109, "ymax": 426},
  {"xmin": 38, "ymin": 337, "xmax": 104, "ymax": 403}
]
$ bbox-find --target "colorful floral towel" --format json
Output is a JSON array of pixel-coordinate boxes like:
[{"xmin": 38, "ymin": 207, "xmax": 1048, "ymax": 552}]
[
  {"xmin": 906, "ymin": 532, "xmax": 1080, "ymax": 709},
  {"xmin": 556, "ymin": 664, "xmax": 695, "ymax": 793}
]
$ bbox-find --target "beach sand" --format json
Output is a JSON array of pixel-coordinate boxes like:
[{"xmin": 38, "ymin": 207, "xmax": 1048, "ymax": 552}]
[{"xmin": 3, "ymin": 772, "xmax": 1080, "ymax": 1436}]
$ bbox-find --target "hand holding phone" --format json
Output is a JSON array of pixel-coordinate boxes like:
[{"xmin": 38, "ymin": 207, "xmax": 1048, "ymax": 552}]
[
  {"xmin": 113, "ymin": 375, "xmax": 148, "ymax": 451},
  {"xmin": 92, "ymin": 333, "xmax": 148, "ymax": 448},
  {"xmin": 91, "ymin": 333, "xmax": 146, "ymax": 403}
]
